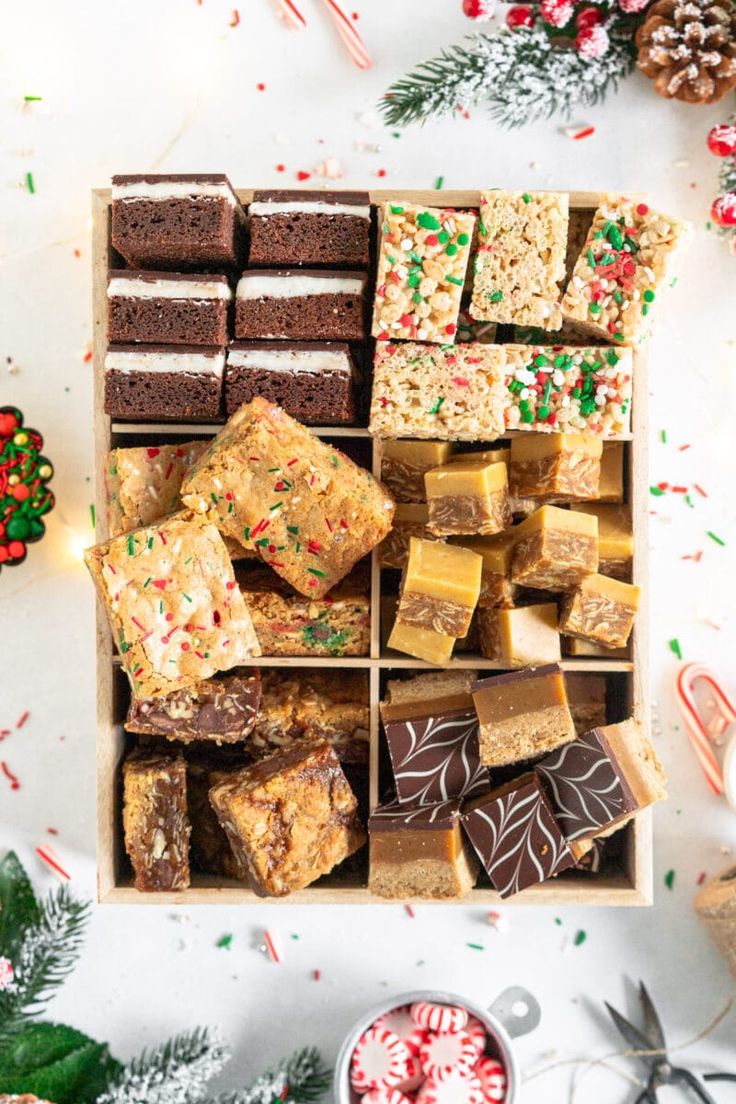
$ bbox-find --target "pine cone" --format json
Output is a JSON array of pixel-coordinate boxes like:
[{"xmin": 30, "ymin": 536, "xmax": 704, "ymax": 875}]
[{"xmin": 636, "ymin": 0, "xmax": 736, "ymax": 104}]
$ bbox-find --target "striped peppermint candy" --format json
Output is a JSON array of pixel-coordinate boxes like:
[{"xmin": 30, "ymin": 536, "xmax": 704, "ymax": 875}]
[
  {"xmin": 376, "ymin": 1005, "xmax": 429, "ymax": 1056},
  {"xmin": 362, "ymin": 1090, "xmax": 413, "ymax": 1104},
  {"xmin": 411, "ymin": 1000, "xmax": 468, "ymax": 1034},
  {"xmin": 464, "ymin": 1015, "xmax": 487, "ymax": 1056},
  {"xmin": 396, "ymin": 1054, "xmax": 425, "ymax": 1093},
  {"xmin": 475, "ymin": 1056, "xmax": 507, "ymax": 1102},
  {"xmin": 350, "ymin": 1025, "xmax": 411, "ymax": 1092},
  {"xmin": 416, "ymin": 1071, "xmax": 485, "ymax": 1104},
  {"xmin": 420, "ymin": 1030, "xmax": 477, "ymax": 1079}
]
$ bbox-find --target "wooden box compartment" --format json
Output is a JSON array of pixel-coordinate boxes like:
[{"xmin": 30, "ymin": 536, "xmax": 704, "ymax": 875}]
[{"xmin": 93, "ymin": 189, "xmax": 651, "ymax": 905}]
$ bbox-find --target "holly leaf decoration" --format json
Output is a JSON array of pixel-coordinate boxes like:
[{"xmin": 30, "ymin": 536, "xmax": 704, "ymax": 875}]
[
  {"xmin": 0, "ymin": 850, "xmax": 41, "ymax": 960},
  {"xmin": 0, "ymin": 1021, "xmax": 121, "ymax": 1104}
]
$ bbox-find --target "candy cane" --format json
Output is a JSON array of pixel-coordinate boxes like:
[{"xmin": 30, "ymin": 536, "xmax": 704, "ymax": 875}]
[
  {"xmin": 320, "ymin": 0, "xmax": 372, "ymax": 69},
  {"xmin": 272, "ymin": 0, "xmax": 307, "ymax": 30},
  {"xmin": 675, "ymin": 663, "xmax": 736, "ymax": 795}
]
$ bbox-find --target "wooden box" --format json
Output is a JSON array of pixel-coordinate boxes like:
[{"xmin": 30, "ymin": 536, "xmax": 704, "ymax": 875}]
[{"xmin": 92, "ymin": 189, "xmax": 652, "ymax": 905}]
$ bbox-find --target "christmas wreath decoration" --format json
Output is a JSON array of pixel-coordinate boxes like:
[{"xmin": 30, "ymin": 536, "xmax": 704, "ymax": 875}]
[{"xmin": 380, "ymin": 0, "xmax": 736, "ymax": 127}]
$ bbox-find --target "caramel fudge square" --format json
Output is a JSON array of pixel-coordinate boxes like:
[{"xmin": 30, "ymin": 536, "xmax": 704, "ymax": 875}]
[
  {"xmin": 453, "ymin": 532, "xmax": 517, "ymax": 610},
  {"xmin": 122, "ymin": 749, "xmax": 191, "ymax": 892},
  {"xmin": 107, "ymin": 270, "xmax": 231, "ymax": 347},
  {"xmin": 369, "ymin": 342, "xmax": 506, "ymax": 441},
  {"xmin": 85, "ymin": 512, "xmax": 260, "ymax": 698},
  {"xmin": 372, "ymin": 202, "xmax": 476, "ymax": 344},
  {"xmin": 396, "ymin": 537, "xmax": 482, "ymax": 639},
  {"xmin": 235, "ymin": 269, "xmax": 367, "ymax": 342},
  {"xmin": 561, "ymin": 194, "xmax": 692, "ymax": 345},
  {"xmin": 208, "ymin": 740, "xmax": 365, "ymax": 896},
  {"xmin": 559, "ymin": 573, "xmax": 640, "ymax": 648},
  {"xmin": 111, "ymin": 174, "xmax": 244, "ymax": 270},
  {"xmin": 386, "ymin": 620, "xmax": 456, "ymax": 666},
  {"xmin": 510, "ymin": 434, "xmax": 602, "ymax": 502},
  {"xmin": 578, "ymin": 503, "xmax": 633, "ymax": 580},
  {"xmin": 511, "ymin": 505, "xmax": 599, "ymax": 590},
  {"xmin": 470, "ymin": 190, "xmax": 569, "ymax": 329},
  {"xmin": 369, "ymin": 800, "xmax": 479, "ymax": 900},
  {"xmin": 379, "ymin": 503, "xmax": 440, "ymax": 570},
  {"xmin": 180, "ymin": 398, "xmax": 395, "ymax": 598},
  {"xmin": 107, "ymin": 440, "xmax": 207, "ymax": 536},
  {"xmin": 477, "ymin": 602, "xmax": 561, "ymax": 668},
  {"xmin": 425, "ymin": 458, "xmax": 511, "ymax": 537},
  {"xmin": 104, "ymin": 344, "xmax": 225, "ymax": 422},
  {"xmin": 248, "ymin": 189, "xmax": 371, "ymax": 268},
  {"xmin": 380, "ymin": 439, "xmax": 453, "ymax": 503},
  {"xmin": 471, "ymin": 664, "xmax": 576, "ymax": 767}
]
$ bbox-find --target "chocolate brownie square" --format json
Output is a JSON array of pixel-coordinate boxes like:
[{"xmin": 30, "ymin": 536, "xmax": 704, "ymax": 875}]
[
  {"xmin": 107, "ymin": 270, "xmax": 232, "ymax": 346},
  {"xmin": 234, "ymin": 269, "xmax": 367, "ymax": 341},
  {"xmin": 104, "ymin": 344, "xmax": 225, "ymax": 422},
  {"xmin": 111, "ymin": 174, "xmax": 245, "ymax": 269},
  {"xmin": 224, "ymin": 340, "xmax": 357, "ymax": 424},
  {"xmin": 248, "ymin": 190, "xmax": 371, "ymax": 268}
]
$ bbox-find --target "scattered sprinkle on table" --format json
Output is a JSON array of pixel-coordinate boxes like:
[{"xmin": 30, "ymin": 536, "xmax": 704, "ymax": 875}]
[
  {"xmin": 25, "ymin": 171, "xmax": 35, "ymax": 194},
  {"xmin": 35, "ymin": 843, "xmax": 70, "ymax": 880},
  {"xmin": 573, "ymin": 930, "xmax": 587, "ymax": 946},
  {"xmin": 216, "ymin": 933, "xmax": 233, "ymax": 949},
  {"xmin": 664, "ymin": 869, "xmax": 675, "ymax": 890},
  {"xmin": 669, "ymin": 638, "xmax": 683, "ymax": 660},
  {"xmin": 707, "ymin": 531, "xmax": 725, "ymax": 546},
  {"xmin": 466, "ymin": 942, "xmax": 485, "ymax": 951}
]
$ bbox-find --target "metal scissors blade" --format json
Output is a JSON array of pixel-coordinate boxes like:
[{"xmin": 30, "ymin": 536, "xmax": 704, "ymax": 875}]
[
  {"xmin": 638, "ymin": 982, "xmax": 667, "ymax": 1052},
  {"xmin": 604, "ymin": 1001, "xmax": 658, "ymax": 1068}
]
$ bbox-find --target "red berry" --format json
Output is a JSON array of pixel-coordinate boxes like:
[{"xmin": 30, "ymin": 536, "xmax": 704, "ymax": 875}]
[
  {"xmin": 506, "ymin": 4, "xmax": 535, "ymax": 26},
  {"xmin": 576, "ymin": 23, "xmax": 610, "ymax": 57},
  {"xmin": 707, "ymin": 124, "xmax": 736, "ymax": 158},
  {"xmin": 576, "ymin": 6, "xmax": 602, "ymax": 28},
  {"xmin": 0, "ymin": 412, "xmax": 19, "ymax": 437},
  {"xmin": 540, "ymin": 0, "xmax": 574, "ymax": 27},
  {"xmin": 711, "ymin": 192, "xmax": 736, "ymax": 227},
  {"xmin": 462, "ymin": 0, "xmax": 493, "ymax": 18}
]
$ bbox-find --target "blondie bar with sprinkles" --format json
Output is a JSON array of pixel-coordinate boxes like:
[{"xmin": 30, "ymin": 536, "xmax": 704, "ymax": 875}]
[
  {"xmin": 470, "ymin": 190, "xmax": 569, "ymax": 329},
  {"xmin": 372, "ymin": 202, "xmax": 476, "ymax": 344},
  {"xmin": 85, "ymin": 511, "xmax": 260, "ymax": 698},
  {"xmin": 369, "ymin": 341, "xmax": 506, "ymax": 440},
  {"xmin": 180, "ymin": 397, "xmax": 395, "ymax": 598},
  {"xmin": 503, "ymin": 343, "xmax": 633, "ymax": 437},
  {"xmin": 561, "ymin": 195, "xmax": 692, "ymax": 345},
  {"xmin": 107, "ymin": 440, "xmax": 206, "ymax": 536}
]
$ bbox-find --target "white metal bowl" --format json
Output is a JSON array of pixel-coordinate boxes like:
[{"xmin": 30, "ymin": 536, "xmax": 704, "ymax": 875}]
[{"xmin": 334, "ymin": 986, "xmax": 541, "ymax": 1103}]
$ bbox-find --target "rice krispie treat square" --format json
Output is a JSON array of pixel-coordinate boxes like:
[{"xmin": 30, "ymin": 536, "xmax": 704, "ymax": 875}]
[
  {"xmin": 470, "ymin": 190, "xmax": 569, "ymax": 329},
  {"xmin": 372, "ymin": 203, "xmax": 476, "ymax": 344},
  {"xmin": 561, "ymin": 194, "xmax": 692, "ymax": 345}
]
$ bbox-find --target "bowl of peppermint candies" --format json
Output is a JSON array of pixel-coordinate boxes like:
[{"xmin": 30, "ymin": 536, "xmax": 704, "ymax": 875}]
[{"xmin": 335, "ymin": 987, "xmax": 540, "ymax": 1104}]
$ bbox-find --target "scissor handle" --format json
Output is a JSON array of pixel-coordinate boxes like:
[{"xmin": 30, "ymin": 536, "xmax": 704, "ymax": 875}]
[{"xmin": 669, "ymin": 1066, "xmax": 718, "ymax": 1103}]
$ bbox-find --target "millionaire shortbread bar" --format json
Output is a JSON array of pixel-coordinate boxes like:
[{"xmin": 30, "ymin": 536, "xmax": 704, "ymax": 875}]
[
  {"xmin": 471, "ymin": 664, "xmax": 576, "ymax": 767},
  {"xmin": 369, "ymin": 800, "xmax": 479, "ymax": 900}
]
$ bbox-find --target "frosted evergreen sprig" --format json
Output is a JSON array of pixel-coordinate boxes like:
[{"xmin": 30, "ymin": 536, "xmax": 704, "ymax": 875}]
[
  {"xmin": 380, "ymin": 26, "xmax": 637, "ymax": 129},
  {"xmin": 0, "ymin": 884, "xmax": 89, "ymax": 1041},
  {"xmin": 98, "ymin": 1027, "xmax": 231, "ymax": 1104},
  {"xmin": 210, "ymin": 1047, "xmax": 331, "ymax": 1104}
]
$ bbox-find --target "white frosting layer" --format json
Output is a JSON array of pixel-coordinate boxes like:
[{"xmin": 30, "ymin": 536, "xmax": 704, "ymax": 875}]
[
  {"xmin": 105, "ymin": 350, "xmax": 225, "ymax": 377},
  {"xmin": 249, "ymin": 201, "xmax": 370, "ymax": 219},
  {"xmin": 236, "ymin": 274, "xmax": 363, "ymax": 300},
  {"xmin": 107, "ymin": 277, "xmax": 232, "ymax": 301},
  {"xmin": 112, "ymin": 180, "xmax": 236, "ymax": 204},
  {"xmin": 227, "ymin": 348, "xmax": 351, "ymax": 375}
]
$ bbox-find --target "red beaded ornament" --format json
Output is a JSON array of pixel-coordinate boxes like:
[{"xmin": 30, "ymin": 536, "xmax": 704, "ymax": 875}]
[
  {"xmin": 462, "ymin": 0, "xmax": 494, "ymax": 19},
  {"xmin": 506, "ymin": 4, "xmax": 535, "ymax": 27},
  {"xmin": 707, "ymin": 124, "xmax": 736, "ymax": 158},
  {"xmin": 576, "ymin": 6, "xmax": 603, "ymax": 29},
  {"xmin": 711, "ymin": 193, "xmax": 736, "ymax": 227},
  {"xmin": 540, "ymin": 0, "xmax": 574, "ymax": 27},
  {"xmin": 576, "ymin": 23, "xmax": 610, "ymax": 57},
  {"xmin": 0, "ymin": 407, "xmax": 55, "ymax": 573}
]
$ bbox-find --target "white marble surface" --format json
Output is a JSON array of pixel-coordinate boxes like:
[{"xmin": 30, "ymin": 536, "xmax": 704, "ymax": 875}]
[{"xmin": 1, "ymin": 1, "xmax": 735, "ymax": 1097}]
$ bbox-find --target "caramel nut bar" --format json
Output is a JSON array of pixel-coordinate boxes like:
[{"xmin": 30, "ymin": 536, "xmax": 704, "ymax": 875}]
[
  {"xmin": 122, "ymin": 749, "xmax": 191, "ymax": 891},
  {"xmin": 451, "ymin": 531, "xmax": 517, "ymax": 610},
  {"xmin": 561, "ymin": 195, "xmax": 692, "ymax": 345},
  {"xmin": 208, "ymin": 740, "xmax": 365, "ymax": 896},
  {"xmin": 462, "ymin": 773, "xmax": 574, "ymax": 898},
  {"xmin": 425, "ymin": 459, "xmax": 511, "ymax": 538},
  {"xmin": 510, "ymin": 434, "xmax": 603, "ymax": 502},
  {"xmin": 396, "ymin": 537, "xmax": 482, "ymax": 639},
  {"xmin": 125, "ymin": 669, "xmax": 261, "ymax": 743},
  {"xmin": 249, "ymin": 669, "xmax": 369, "ymax": 763},
  {"xmin": 478, "ymin": 602, "xmax": 561, "ymax": 667},
  {"xmin": 85, "ymin": 512, "xmax": 260, "ymax": 698},
  {"xmin": 187, "ymin": 755, "xmax": 249, "ymax": 879},
  {"xmin": 181, "ymin": 397, "xmax": 395, "ymax": 598},
  {"xmin": 107, "ymin": 440, "xmax": 206, "ymax": 536},
  {"xmin": 369, "ymin": 799, "xmax": 479, "ymax": 900},
  {"xmin": 559, "ymin": 573, "xmax": 640, "ymax": 648},
  {"xmin": 380, "ymin": 439, "xmax": 453, "ymax": 503},
  {"xmin": 578, "ymin": 503, "xmax": 633, "ymax": 581},
  {"xmin": 379, "ymin": 503, "xmax": 441, "ymax": 571},
  {"xmin": 470, "ymin": 190, "xmax": 569, "ymax": 329},
  {"xmin": 369, "ymin": 342, "xmax": 506, "ymax": 441},
  {"xmin": 372, "ymin": 202, "xmax": 476, "ymax": 344},
  {"xmin": 236, "ymin": 563, "xmax": 370, "ymax": 657},
  {"xmin": 503, "ymin": 344, "xmax": 633, "ymax": 437},
  {"xmin": 471, "ymin": 663, "xmax": 576, "ymax": 767},
  {"xmin": 511, "ymin": 505, "xmax": 599, "ymax": 591},
  {"xmin": 536, "ymin": 718, "xmax": 666, "ymax": 841}
]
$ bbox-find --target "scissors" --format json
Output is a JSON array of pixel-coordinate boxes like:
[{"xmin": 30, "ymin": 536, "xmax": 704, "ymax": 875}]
[{"xmin": 605, "ymin": 982, "xmax": 719, "ymax": 1102}]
